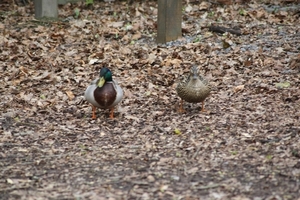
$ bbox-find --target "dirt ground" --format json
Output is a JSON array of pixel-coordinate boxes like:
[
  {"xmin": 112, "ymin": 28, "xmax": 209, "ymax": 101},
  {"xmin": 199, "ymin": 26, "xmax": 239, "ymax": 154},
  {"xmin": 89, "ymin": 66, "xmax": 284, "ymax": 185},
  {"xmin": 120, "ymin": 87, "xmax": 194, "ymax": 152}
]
[{"xmin": 0, "ymin": 0, "xmax": 300, "ymax": 199}]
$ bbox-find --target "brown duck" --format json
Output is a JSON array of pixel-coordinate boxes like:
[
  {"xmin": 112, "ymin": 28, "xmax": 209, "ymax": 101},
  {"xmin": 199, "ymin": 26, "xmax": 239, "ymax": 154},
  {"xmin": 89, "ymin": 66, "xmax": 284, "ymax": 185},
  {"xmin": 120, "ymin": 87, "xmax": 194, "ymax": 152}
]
[{"xmin": 176, "ymin": 65, "xmax": 210, "ymax": 112}]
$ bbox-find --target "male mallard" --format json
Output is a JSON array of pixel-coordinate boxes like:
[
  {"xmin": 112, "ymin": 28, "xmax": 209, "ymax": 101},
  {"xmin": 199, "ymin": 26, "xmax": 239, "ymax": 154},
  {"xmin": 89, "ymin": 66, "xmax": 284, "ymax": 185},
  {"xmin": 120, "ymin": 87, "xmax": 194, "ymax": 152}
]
[
  {"xmin": 84, "ymin": 67, "xmax": 123, "ymax": 119},
  {"xmin": 176, "ymin": 65, "xmax": 210, "ymax": 112}
]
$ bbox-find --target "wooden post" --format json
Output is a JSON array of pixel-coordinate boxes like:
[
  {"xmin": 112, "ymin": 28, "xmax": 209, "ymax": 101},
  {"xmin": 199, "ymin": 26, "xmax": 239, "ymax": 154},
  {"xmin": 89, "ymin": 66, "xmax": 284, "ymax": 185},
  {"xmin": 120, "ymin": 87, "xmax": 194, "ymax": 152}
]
[
  {"xmin": 157, "ymin": 0, "xmax": 182, "ymax": 44},
  {"xmin": 34, "ymin": 0, "xmax": 58, "ymax": 19}
]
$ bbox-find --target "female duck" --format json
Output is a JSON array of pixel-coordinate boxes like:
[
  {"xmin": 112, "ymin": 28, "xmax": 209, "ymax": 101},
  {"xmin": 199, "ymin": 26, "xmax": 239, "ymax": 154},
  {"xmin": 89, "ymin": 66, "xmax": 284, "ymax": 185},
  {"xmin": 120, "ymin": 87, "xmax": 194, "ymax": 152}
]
[
  {"xmin": 85, "ymin": 67, "xmax": 123, "ymax": 119},
  {"xmin": 176, "ymin": 65, "xmax": 210, "ymax": 112}
]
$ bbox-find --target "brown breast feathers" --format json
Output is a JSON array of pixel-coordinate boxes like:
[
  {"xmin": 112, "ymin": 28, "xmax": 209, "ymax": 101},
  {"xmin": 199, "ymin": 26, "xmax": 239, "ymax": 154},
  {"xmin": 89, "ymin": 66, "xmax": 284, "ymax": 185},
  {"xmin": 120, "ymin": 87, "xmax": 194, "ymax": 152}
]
[{"xmin": 94, "ymin": 83, "xmax": 117, "ymax": 107}]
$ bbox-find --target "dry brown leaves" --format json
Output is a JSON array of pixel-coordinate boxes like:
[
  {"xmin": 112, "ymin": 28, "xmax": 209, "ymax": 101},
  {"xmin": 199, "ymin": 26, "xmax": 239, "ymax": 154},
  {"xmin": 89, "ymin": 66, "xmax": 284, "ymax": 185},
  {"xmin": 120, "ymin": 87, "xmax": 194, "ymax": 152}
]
[{"xmin": 0, "ymin": 0, "xmax": 300, "ymax": 199}]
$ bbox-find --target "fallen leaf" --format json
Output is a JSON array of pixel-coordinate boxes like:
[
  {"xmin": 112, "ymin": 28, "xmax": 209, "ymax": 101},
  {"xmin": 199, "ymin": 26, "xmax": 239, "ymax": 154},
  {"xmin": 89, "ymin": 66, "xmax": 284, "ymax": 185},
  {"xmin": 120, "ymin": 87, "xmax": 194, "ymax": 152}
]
[
  {"xmin": 160, "ymin": 185, "xmax": 168, "ymax": 192},
  {"xmin": 185, "ymin": 4, "xmax": 193, "ymax": 12},
  {"xmin": 66, "ymin": 91, "xmax": 75, "ymax": 100},
  {"xmin": 109, "ymin": 21, "xmax": 124, "ymax": 28},
  {"xmin": 275, "ymin": 82, "xmax": 290, "ymax": 88},
  {"xmin": 7, "ymin": 178, "xmax": 14, "ymax": 184},
  {"xmin": 234, "ymin": 85, "xmax": 244, "ymax": 93},
  {"xmin": 174, "ymin": 128, "xmax": 181, "ymax": 135}
]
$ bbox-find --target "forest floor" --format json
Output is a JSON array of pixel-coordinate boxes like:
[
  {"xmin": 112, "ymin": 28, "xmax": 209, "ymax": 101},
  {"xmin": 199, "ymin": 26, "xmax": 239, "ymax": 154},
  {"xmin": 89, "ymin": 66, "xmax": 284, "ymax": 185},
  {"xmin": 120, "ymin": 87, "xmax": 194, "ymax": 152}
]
[{"xmin": 0, "ymin": 0, "xmax": 300, "ymax": 199}]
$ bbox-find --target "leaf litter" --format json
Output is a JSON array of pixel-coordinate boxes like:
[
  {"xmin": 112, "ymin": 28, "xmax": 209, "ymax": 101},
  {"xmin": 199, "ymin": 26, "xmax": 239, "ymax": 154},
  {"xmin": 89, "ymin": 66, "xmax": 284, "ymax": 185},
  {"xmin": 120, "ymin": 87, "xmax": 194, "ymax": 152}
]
[{"xmin": 0, "ymin": 0, "xmax": 300, "ymax": 199}]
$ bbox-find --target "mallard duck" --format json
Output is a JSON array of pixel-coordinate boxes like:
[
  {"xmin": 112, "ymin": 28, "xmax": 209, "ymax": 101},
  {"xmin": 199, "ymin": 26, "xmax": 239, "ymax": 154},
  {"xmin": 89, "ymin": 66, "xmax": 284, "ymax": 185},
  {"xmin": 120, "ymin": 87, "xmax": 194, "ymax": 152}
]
[
  {"xmin": 176, "ymin": 65, "xmax": 210, "ymax": 112},
  {"xmin": 84, "ymin": 67, "xmax": 123, "ymax": 119}
]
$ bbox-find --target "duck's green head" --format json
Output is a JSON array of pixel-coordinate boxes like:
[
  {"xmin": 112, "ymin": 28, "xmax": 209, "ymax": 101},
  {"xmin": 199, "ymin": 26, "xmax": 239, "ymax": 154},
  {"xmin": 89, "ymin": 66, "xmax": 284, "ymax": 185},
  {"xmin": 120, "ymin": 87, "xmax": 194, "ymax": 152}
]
[{"xmin": 98, "ymin": 67, "xmax": 113, "ymax": 87}]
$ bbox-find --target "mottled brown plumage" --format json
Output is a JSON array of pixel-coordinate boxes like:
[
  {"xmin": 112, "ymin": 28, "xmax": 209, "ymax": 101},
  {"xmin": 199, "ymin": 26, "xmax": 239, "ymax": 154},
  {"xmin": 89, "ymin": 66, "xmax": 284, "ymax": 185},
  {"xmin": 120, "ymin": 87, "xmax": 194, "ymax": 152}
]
[{"xmin": 176, "ymin": 65, "xmax": 210, "ymax": 112}]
